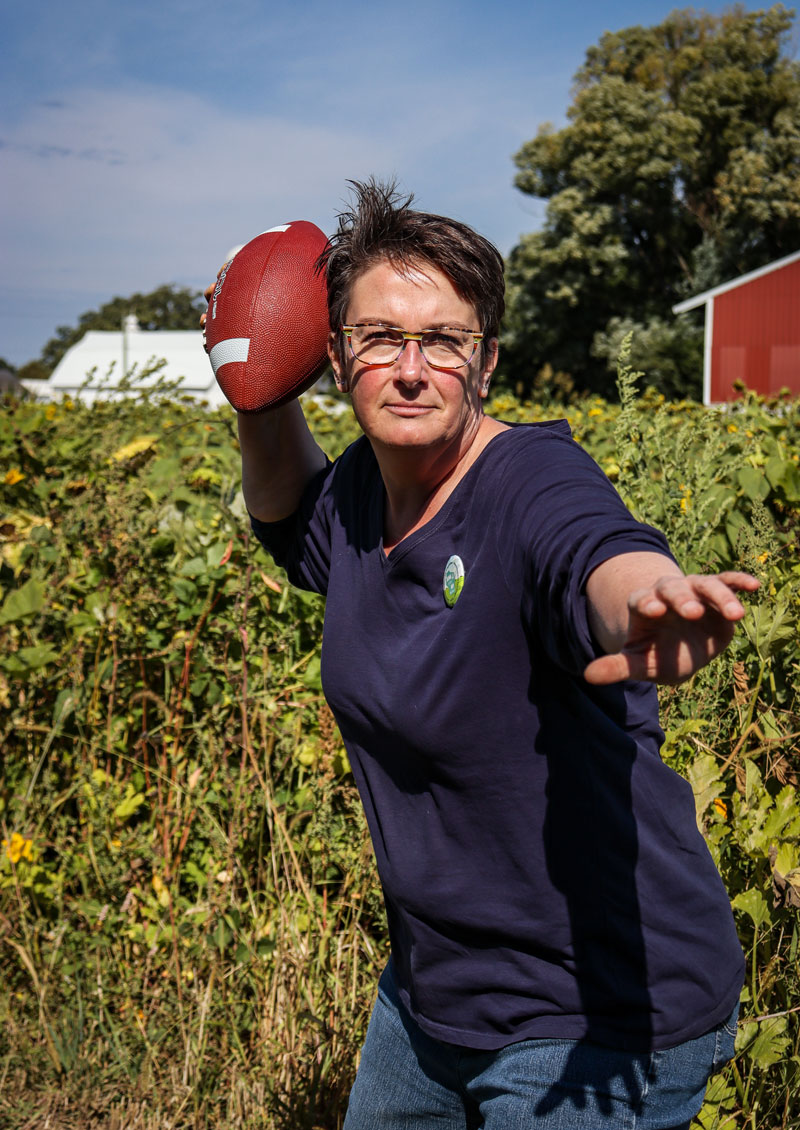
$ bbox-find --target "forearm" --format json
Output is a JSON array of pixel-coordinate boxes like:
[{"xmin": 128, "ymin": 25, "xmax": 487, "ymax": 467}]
[
  {"xmin": 238, "ymin": 400, "xmax": 328, "ymax": 522},
  {"xmin": 586, "ymin": 552, "xmax": 683, "ymax": 654},
  {"xmin": 584, "ymin": 555, "xmax": 757, "ymax": 685}
]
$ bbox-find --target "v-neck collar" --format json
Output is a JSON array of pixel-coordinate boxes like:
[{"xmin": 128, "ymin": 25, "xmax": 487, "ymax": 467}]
[{"xmin": 378, "ymin": 427, "xmax": 513, "ymax": 569}]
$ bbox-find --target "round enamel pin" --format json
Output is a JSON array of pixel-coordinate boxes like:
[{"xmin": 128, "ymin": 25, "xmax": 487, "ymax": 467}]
[{"xmin": 443, "ymin": 554, "xmax": 465, "ymax": 607}]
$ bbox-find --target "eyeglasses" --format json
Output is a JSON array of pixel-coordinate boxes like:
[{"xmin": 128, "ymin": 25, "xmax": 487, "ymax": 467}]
[{"xmin": 341, "ymin": 324, "xmax": 483, "ymax": 369}]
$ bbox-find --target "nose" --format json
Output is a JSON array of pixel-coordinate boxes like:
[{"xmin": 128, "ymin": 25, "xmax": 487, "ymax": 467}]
[{"xmin": 395, "ymin": 338, "xmax": 424, "ymax": 385}]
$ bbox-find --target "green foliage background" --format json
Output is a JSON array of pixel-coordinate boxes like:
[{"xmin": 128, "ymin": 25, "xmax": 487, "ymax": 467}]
[
  {"xmin": 501, "ymin": 4, "xmax": 800, "ymax": 400},
  {"xmin": 1, "ymin": 375, "xmax": 799, "ymax": 1128}
]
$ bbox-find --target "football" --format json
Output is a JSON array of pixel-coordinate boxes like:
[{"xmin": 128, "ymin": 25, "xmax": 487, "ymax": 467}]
[{"xmin": 204, "ymin": 221, "xmax": 330, "ymax": 413}]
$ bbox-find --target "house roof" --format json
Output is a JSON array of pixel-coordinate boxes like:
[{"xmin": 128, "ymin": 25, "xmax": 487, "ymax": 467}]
[
  {"xmin": 21, "ymin": 328, "xmax": 227, "ymax": 407},
  {"xmin": 673, "ymin": 249, "xmax": 800, "ymax": 314},
  {"xmin": 0, "ymin": 368, "xmax": 27, "ymax": 393}
]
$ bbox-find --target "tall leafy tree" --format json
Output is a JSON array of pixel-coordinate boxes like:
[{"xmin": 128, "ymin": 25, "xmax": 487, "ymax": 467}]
[
  {"xmin": 27, "ymin": 284, "xmax": 206, "ymax": 378},
  {"xmin": 501, "ymin": 4, "xmax": 800, "ymax": 398}
]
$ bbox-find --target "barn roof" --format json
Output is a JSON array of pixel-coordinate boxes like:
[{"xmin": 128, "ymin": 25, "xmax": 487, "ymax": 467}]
[{"xmin": 673, "ymin": 249, "xmax": 800, "ymax": 314}]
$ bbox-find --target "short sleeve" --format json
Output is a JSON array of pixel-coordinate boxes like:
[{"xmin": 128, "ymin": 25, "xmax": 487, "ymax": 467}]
[
  {"xmin": 249, "ymin": 459, "xmax": 335, "ymax": 595},
  {"xmin": 502, "ymin": 431, "xmax": 676, "ymax": 676}
]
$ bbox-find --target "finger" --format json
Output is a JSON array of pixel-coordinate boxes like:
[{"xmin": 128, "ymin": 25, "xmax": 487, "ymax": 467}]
[
  {"xmin": 585, "ymin": 642, "xmax": 698, "ymax": 685},
  {"xmin": 202, "ymin": 259, "xmax": 232, "ymax": 312},
  {"xmin": 584, "ymin": 652, "xmax": 638, "ymax": 685},
  {"xmin": 584, "ymin": 634, "xmax": 721, "ymax": 687},
  {"xmin": 680, "ymin": 574, "xmax": 756, "ymax": 620},
  {"xmin": 585, "ymin": 653, "xmax": 695, "ymax": 687},
  {"xmin": 634, "ymin": 574, "xmax": 746, "ymax": 622},
  {"xmin": 629, "ymin": 579, "xmax": 703, "ymax": 621},
  {"xmin": 715, "ymin": 571, "xmax": 761, "ymax": 591}
]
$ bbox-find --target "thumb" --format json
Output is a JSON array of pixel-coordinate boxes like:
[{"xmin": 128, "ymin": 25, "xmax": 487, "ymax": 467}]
[{"xmin": 584, "ymin": 652, "xmax": 637, "ymax": 686}]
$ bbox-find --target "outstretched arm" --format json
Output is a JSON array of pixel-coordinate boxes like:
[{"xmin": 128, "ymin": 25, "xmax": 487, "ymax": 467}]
[{"xmin": 584, "ymin": 552, "xmax": 760, "ymax": 686}]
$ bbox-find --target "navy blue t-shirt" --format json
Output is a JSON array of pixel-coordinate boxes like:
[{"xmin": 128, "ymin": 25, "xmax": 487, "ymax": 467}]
[{"xmin": 251, "ymin": 422, "xmax": 744, "ymax": 1052}]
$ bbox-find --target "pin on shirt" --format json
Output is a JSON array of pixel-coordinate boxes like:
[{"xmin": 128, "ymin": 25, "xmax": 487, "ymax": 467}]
[{"xmin": 443, "ymin": 555, "xmax": 465, "ymax": 607}]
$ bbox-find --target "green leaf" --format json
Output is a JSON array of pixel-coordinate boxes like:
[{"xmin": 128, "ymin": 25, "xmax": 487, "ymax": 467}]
[
  {"xmin": 773, "ymin": 841, "xmax": 799, "ymax": 877},
  {"xmin": 189, "ymin": 674, "xmax": 210, "ymax": 696},
  {"xmin": 737, "ymin": 466, "xmax": 770, "ymax": 502},
  {"xmin": 731, "ymin": 887, "xmax": 771, "ymax": 930},
  {"xmin": 724, "ymin": 509, "xmax": 749, "ymax": 549},
  {"xmin": 113, "ymin": 784, "xmax": 146, "ymax": 823},
  {"xmin": 761, "ymin": 785, "xmax": 800, "ymax": 843},
  {"xmin": 21, "ymin": 644, "xmax": 58, "ymax": 668},
  {"xmin": 745, "ymin": 759, "xmax": 763, "ymax": 804},
  {"xmin": 302, "ymin": 655, "xmax": 322, "ymax": 692},
  {"xmin": 149, "ymin": 533, "xmax": 174, "ymax": 558},
  {"xmin": 179, "ymin": 557, "xmax": 206, "ymax": 577},
  {"xmin": 661, "ymin": 717, "xmax": 708, "ymax": 752},
  {"xmin": 765, "ymin": 453, "xmax": 788, "ymax": 489},
  {"xmin": 686, "ymin": 753, "xmax": 721, "ymax": 825},
  {"xmin": 85, "ymin": 591, "xmax": 110, "ymax": 622},
  {"xmin": 206, "ymin": 541, "xmax": 231, "ymax": 569},
  {"xmin": 0, "ymin": 577, "xmax": 45, "ymax": 624},
  {"xmin": 778, "ymin": 461, "xmax": 800, "ymax": 502},
  {"xmin": 66, "ymin": 611, "xmax": 97, "ymax": 637},
  {"xmin": 183, "ymin": 861, "xmax": 208, "ymax": 890},
  {"xmin": 52, "ymin": 688, "xmax": 77, "ymax": 727},
  {"xmin": 695, "ymin": 1071, "xmax": 737, "ymax": 1128},
  {"xmin": 212, "ymin": 918, "xmax": 231, "ymax": 952},
  {"xmin": 171, "ymin": 578, "xmax": 197, "ymax": 604},
  {"xmin": 743, "ymin": 601, "xmax": 795, "ymax": 662},
  {"xmin": 736, "ymin": 1016, "xmax": 790, "ymax": 1070},
  {"xmin": 1, "ymin": 644, "xmax": 59, "ymax": 672},
  {"xmin": 765, "ymin": 453, "xmax": 800, "ymax": 501}
]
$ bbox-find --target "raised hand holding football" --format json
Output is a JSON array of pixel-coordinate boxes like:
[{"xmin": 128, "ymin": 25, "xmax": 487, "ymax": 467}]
[{"xmin": 203, "ymin": 221, "xmax": 330, "ymax": 413}]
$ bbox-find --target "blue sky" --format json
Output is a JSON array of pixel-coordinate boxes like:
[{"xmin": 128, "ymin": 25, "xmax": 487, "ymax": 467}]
[{"xmin": 1, "ymin": 0, "xmax": 764, "ymax": 365}]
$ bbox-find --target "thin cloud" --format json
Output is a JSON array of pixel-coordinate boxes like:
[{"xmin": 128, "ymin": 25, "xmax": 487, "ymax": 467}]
[
  {"xmin": 12, "ymin": 0, "xmax": 736, "ymax": 364},
  {"xmin": 2, "ymin": 79, "xmax": 545, "ymax": 300}
]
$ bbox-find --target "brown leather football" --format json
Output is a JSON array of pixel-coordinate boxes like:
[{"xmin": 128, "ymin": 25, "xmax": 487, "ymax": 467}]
[{"xmin": 204, "ymin": 221, "xmax": 330, "ymax": 412}]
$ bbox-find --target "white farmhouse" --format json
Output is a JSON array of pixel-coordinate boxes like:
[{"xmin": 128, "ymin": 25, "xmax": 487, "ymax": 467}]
[{"xmin": 22, "ymin": 315, "xmax": 227, "ymax": 408}]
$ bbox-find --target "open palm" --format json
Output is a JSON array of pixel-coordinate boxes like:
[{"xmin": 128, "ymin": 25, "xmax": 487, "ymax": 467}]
[{"xmin": 584, "ymin": 571, "xmax": 760, "ymax": 686}]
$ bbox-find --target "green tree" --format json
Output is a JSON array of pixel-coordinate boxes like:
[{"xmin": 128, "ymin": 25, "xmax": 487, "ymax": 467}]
[
  {"xmin": 501, "ymin": 4, "xmax": 800, "ymax": 399},
  {"xmin": 36, "ymin": 284, "xmax": 206, "ymax": 376}
]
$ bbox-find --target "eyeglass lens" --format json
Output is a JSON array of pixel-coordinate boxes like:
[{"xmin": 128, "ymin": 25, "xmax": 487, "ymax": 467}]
[{"xmin": 349, "ymin": 326, "xmax": 476, "ymax": 368}]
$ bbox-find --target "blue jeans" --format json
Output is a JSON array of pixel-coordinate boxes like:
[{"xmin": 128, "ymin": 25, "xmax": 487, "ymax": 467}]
[{"xmin": 344, "ymin": 964, "xmax": 738, "ymax": 1130}]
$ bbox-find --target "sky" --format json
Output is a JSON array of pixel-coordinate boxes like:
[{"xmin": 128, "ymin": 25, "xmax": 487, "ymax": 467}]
[{"xmin": 1, "ymin": 0, "xmax": 765, "ymax": 367}]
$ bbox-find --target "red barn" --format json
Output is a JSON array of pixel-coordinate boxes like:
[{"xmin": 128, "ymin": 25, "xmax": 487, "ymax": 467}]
[{"xmin": 673, "ymin": 250, "xmax": 800, "ymax": 404}]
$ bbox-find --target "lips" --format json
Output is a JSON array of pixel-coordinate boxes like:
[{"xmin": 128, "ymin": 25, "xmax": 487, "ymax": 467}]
[{"xmin": 384, "ymin": 403, "xmax": 436, "ymax": 415}]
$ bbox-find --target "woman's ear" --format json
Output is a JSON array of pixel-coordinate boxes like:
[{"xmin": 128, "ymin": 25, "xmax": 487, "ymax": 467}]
[
  {"xmin": 328, "ymin": 334, "xmax": 348, "ymax": 393},
  {"xmin": 479, "ymin": 338, "xmax": 499, "ymax": 399}
]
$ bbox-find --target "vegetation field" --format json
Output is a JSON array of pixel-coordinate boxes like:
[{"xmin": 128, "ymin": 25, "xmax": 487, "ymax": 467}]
[{"xmin": 1, "ymin": 368, "xmax": 799, "ymax": 1129}]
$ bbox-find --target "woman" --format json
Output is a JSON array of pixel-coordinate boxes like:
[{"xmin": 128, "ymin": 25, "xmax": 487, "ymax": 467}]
[{"xmin": 209, "ymin": 181, "xmax": 757, "ymax": 1128}]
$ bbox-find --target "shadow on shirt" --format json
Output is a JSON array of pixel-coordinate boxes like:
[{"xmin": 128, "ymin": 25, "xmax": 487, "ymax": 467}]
[{"xmin": 535, "ymin": 668, "xmax": 653, "ymax": 1116}]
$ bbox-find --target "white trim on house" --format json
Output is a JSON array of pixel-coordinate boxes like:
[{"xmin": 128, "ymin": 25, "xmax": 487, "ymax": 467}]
[
  {"xmin": 672, "ymin": 249, "xmax": 800, "ymax": 314},
  {"xmin": 703, "ymin": 297, "xmax": 714, "ymax": 405}
]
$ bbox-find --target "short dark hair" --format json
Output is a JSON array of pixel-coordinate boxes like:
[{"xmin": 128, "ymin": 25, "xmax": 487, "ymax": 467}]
[{"xmin": 319, "ymin": 179, "xmax": 505, "ymax": 342}]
